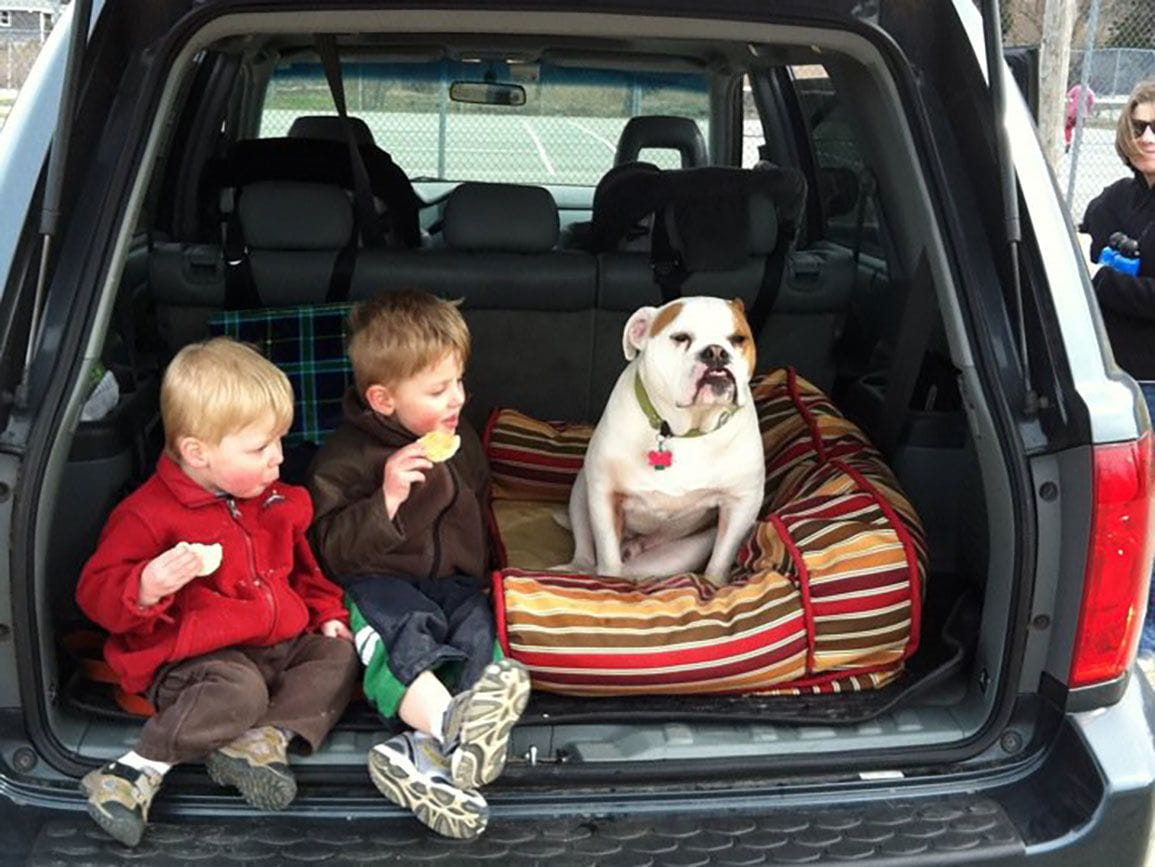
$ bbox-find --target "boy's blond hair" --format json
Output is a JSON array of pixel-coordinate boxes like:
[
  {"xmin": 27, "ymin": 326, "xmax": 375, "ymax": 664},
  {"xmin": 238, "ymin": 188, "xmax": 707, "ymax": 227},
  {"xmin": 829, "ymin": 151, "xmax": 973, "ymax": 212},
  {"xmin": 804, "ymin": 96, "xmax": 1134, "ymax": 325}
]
[
  {"xmin": 161, "ymin": 337, "xmax": 293, "ymax": 457},
  {"xmin": 348, "ymin": 291, "xmax": 471, "ymax": 395},
  {"xmin": 1115, "ymin": 80, "xmax": 1155, "ymax": 167}
]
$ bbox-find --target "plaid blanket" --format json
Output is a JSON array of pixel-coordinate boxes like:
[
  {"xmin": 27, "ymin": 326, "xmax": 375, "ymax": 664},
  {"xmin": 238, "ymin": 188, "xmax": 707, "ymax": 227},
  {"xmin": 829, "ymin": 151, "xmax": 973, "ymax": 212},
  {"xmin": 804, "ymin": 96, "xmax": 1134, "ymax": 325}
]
[{"xmin": 208, "ymin": 303, "xmax": 354, "ymax": 445}]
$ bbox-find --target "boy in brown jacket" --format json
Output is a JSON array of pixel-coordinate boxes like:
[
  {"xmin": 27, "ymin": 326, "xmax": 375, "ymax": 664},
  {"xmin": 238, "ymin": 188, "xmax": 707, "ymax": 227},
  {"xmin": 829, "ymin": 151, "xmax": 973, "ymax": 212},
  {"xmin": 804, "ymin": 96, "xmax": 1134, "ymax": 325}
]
[{"xmin": 307, "ymin": 291, "xmax": 528, "ymax": 840}]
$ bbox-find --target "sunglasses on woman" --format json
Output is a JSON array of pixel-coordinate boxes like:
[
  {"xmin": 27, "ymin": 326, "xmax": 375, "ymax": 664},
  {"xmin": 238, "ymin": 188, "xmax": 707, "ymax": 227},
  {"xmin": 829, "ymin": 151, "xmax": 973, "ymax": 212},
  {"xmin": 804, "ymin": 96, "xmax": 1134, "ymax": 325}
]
[{"xmin": 1131, "ymin": 118, "xmax": 1155, "ymax": 138}]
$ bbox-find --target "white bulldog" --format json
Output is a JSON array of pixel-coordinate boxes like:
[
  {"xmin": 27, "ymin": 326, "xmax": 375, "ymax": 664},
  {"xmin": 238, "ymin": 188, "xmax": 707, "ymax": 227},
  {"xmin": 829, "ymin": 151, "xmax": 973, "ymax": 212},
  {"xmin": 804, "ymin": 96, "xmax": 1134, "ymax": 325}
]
[{"xmin": 564, "ymin": 296, "xmax": 764, "ymax": 585}]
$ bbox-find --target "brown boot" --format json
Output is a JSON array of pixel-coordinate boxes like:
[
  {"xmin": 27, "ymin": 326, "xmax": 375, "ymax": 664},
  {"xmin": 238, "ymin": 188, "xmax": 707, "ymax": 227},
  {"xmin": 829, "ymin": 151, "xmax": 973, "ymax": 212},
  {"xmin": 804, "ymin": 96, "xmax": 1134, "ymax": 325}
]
[
  {"xmin": 204, "ymin": 725, "xmax": 297, "ymax": 810},
  {"xmin": 81, "ymin": 761, "xmax": 164, "ymax": 847}
]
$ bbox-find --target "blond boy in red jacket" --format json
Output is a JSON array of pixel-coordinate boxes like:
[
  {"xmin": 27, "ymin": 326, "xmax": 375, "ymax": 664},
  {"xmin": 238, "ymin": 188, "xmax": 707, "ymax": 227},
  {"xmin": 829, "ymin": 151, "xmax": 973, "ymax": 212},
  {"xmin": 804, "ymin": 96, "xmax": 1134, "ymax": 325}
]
[{"xmin": 76, "ymin": 338, "xmax": 358, "ymax": 848}]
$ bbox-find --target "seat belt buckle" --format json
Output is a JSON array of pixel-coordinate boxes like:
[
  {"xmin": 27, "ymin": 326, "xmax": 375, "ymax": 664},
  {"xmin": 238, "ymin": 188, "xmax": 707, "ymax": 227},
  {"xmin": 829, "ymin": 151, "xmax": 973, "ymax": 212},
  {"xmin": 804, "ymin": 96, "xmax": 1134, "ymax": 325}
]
[{"xmin": 651, "ymin": 255, "xmax": 684, "ymax": 283}]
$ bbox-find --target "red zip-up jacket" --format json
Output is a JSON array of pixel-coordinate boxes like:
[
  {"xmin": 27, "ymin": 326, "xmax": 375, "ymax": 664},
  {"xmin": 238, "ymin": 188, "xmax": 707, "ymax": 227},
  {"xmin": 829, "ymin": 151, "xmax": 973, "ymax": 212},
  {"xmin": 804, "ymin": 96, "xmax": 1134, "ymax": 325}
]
[{"xmin": 76, "ymin": 455, "xmax": 349, "ymax": 694}]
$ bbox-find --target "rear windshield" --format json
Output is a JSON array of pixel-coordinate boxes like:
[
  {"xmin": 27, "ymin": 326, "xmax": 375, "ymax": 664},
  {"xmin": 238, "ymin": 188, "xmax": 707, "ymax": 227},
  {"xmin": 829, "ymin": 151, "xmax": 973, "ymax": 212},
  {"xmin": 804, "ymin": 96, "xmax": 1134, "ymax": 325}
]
[{"xmin": 259, "ymin": 60, "xmax": 711, "ymax": 186}]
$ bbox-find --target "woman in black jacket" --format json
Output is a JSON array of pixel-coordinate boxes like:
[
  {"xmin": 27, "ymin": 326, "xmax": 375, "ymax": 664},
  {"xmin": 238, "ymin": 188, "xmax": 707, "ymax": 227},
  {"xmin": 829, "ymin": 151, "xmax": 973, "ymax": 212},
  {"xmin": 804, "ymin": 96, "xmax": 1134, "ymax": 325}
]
[{"xmin": 1082, "ymin": 79, "xmax": 1155, "ymax": 658}]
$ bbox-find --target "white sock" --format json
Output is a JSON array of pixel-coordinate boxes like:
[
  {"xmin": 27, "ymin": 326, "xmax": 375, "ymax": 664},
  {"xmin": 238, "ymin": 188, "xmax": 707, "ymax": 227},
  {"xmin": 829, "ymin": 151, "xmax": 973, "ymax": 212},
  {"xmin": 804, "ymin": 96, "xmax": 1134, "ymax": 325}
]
[
  {"xmin": 429, "ymin": 714, "xmax": 445, "ymax": 744},
  {"xmin": 118, "ymin": 751, "xmax": 173, "ymax": 776}
]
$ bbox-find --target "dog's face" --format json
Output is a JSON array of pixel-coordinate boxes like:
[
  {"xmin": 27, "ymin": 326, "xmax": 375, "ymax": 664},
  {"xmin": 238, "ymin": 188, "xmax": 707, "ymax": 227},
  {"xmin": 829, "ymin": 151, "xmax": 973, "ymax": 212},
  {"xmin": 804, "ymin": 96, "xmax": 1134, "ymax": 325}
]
[{"xmin": 623, "ymin": 297, "xmax": 756, "ymax": 408}]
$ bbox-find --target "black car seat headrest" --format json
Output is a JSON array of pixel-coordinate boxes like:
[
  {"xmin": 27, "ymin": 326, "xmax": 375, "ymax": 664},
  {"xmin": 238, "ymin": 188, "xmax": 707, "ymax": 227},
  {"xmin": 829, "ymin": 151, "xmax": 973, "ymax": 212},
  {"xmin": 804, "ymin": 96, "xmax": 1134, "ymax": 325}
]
[
  {"xmin": 235, "ymin": 181, "xmax": 353, "ymax": 251},
  {"xmin": 207, "ymin": 137, "xmax": 421, "ymax": 249},
  {"xmin": 590, "ymin": 166, "xmax": 808, "ymax": 338},
  {"xmin": 591, "ymin": 166, "xmax": 806, "ymax": 263},
  {"xmin": 592, "ymin": 162, "xmax": 660, "ymax": 221},
  {"xmin": 443, "ymin": 182, "xmax": 560, "ymax": 253},
  {"xmin": 287, "ymin": 114, "xmax": 376, "ymax": 146},
  {"xmin": 614, "ymin": 115, "xmax": 708, "ymax": 168}
]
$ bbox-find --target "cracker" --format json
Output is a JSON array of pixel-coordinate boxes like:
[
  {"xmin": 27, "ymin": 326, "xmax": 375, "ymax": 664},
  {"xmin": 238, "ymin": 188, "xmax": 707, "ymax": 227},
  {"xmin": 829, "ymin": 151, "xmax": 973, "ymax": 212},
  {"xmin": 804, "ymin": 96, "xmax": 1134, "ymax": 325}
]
[
  {"xmin": 184, "ymin": 542, "xmax": 223, "ymax": 576},
  {"xmin": 419, "ymin": 430, "xmax": 461, "ymax": 462}
]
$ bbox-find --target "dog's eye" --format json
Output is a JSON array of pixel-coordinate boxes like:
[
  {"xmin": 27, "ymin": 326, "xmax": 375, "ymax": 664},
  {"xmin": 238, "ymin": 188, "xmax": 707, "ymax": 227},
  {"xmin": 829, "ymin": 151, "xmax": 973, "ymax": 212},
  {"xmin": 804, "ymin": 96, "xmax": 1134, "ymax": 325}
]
[
  {"xmin": 670, "ymin": 332, "xmax": 692, "ymax": 346},
  {"xmin": 730, "ymin": 334, "xmax": 748, "ymax": 346}
]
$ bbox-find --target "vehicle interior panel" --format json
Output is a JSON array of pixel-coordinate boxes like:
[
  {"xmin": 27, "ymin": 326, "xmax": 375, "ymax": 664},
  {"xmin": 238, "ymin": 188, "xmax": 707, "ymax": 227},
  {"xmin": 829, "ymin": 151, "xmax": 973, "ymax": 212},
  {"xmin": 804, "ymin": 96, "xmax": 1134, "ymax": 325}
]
[{"xmin": 36, "ymin": 16, "xmax": 1008, "ymax": 772}]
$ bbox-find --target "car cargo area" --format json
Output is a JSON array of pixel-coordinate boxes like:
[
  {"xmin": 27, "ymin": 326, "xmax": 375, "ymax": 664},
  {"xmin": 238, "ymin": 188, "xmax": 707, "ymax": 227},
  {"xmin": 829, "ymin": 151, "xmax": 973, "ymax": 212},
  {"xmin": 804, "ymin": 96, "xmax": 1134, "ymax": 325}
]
[{"xmin": 29, "ymin": 9, "xmax": 1021, "ymax": 780}]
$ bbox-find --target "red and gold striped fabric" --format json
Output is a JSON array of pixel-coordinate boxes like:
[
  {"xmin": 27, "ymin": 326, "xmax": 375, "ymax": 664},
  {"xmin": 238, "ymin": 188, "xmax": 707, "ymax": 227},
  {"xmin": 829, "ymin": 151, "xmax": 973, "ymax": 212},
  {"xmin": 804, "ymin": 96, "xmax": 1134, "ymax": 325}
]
[
  {"xmin": 485, "ymin": 411, "xmax": 592, "ymax": 502},
  {"xmin": 487, "ymin": 368, "xmax": 925, "ymax": 696}
]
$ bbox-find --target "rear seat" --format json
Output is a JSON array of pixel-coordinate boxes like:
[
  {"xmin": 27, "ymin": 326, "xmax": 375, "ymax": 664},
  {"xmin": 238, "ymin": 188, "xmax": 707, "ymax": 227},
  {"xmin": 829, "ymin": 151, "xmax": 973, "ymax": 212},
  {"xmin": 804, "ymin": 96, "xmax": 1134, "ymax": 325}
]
[
  {"xmin": 352, "ymin": 181, "xmax": 598, "ymax": 429},
  {"xmin": 150, "ymin": 135, "xmax": 421, "ymax": 352},
  {"xmin": 589, "ymin": 165, "xmax": 831, "ymax": 408},
  {"xmin": 160, "ymin": 155, "xmax": 824, "ymax": 447},
  {"xmin": 210, "ymin": 136, "xmax": 421, "ymax": 250},
  {"xmin": 151, "ymin": 178, "xmax": 357, "ymax": 350}
]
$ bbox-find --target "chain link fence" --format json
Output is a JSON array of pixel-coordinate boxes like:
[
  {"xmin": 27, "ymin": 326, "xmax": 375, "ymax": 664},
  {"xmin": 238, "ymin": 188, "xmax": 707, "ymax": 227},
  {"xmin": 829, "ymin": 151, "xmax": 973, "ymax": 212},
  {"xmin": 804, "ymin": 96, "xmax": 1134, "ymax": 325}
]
[
  {"xmin": 0, "ymin": 7, "xmax": 59, "ymax": 131},
  {"xmin": 260, "ymin": 64, "xmax": 714, "ymax": 186},
  {"xmin": 1060, "ymin": 3, "xmax": 1155, "ymax": 226}
]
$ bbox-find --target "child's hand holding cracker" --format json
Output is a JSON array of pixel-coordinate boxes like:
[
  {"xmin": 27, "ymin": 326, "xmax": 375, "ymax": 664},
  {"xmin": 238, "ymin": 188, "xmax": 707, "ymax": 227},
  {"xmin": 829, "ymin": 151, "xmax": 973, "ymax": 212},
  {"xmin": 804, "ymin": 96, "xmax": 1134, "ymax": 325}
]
[
  {"xmin": 381, "ymin": 441, "xmax": 433, "ymax": 520},
  {"xmin": 137, "ymin": 542, "xmax": 222, "ymax": 607}
]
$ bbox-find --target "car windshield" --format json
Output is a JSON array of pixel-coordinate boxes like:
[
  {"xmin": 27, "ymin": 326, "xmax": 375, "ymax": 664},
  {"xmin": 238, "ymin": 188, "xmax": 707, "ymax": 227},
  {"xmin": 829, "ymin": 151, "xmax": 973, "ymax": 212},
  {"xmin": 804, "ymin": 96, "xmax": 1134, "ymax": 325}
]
[{"xmin": 260, "ymin": 59, "xmax": 711, "ymax": 186}]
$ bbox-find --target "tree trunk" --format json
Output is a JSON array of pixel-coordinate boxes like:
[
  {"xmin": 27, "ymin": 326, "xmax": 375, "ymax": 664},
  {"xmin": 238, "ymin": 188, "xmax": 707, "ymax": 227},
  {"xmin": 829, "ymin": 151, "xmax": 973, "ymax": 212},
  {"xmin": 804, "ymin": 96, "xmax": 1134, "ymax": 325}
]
[{"xmin": 1038, "ymin": 0, "xmax": 1077, "ymax": 169}]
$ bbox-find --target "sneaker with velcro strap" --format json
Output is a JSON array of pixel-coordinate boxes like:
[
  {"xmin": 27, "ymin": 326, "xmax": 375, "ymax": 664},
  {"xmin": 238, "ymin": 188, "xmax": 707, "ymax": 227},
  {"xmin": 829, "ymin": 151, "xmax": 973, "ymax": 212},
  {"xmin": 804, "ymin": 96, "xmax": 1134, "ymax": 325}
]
[
  {"xmin": 442, "ymin": 658, "xmax": 531, "ymax": 789},
  {"xmin": 368, "ymin": 731, "xmax": 489, "ymax": 840}
]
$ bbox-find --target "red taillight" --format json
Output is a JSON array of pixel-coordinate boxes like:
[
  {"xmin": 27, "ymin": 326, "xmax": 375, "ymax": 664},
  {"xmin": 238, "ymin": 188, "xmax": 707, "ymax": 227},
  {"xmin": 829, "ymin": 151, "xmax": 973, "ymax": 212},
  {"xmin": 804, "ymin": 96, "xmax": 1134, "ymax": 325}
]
[{"xmin": 1069, "ymin": 434, "xmax": 1155, "ymax": 688}]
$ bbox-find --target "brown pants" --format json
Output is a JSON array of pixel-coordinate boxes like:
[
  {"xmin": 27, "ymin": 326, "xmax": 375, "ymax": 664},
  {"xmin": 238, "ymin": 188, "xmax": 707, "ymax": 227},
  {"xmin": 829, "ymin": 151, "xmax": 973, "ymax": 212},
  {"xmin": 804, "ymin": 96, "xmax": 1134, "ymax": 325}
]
[{"xmin": 135, "ymin": 634, "xmax": 359, "ymax": 764}]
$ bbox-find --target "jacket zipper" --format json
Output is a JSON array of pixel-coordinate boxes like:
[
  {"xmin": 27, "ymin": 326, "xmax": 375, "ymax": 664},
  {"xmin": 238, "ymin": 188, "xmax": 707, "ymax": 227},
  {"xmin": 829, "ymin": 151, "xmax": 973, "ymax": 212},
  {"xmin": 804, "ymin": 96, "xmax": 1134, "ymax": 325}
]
[
  {"xmin": 426, "ymin": 465, "xmax": 459, "ymax": 580},
  {"xmin": 226, "ymin": 496, "xmax": 278, "ymax": 637}
]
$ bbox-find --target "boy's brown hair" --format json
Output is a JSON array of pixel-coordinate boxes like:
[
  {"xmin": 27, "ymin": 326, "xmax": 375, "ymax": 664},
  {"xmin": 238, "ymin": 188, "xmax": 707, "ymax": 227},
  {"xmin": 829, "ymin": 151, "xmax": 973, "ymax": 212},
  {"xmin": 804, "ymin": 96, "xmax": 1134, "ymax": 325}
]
[
  {"xmin": 161, "ymin": 337, "xmax": 293, "ymax": 457},
  {"xmin": 348, "ymin": 291, "xmax": 471, "ymax": 395},
  {"xmin": 1115, "ymin": 80, "xmax": 1155, "ymax": 167}
]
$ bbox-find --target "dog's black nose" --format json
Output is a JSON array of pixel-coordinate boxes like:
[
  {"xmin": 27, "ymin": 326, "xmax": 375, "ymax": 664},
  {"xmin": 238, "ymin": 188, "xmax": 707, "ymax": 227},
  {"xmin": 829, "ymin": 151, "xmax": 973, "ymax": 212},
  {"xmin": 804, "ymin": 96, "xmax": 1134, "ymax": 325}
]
[{"xmin": 699, "ymin": 344, "xmax": 730, "ymax": 367}]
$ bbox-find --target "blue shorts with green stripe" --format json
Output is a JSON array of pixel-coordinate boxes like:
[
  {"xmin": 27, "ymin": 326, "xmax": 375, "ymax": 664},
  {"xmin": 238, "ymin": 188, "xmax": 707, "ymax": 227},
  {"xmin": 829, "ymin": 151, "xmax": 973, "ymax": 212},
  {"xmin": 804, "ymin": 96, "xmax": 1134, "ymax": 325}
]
[{"xmin": 347, "ymin": 587, "xmax": 503, "ymax": 720}]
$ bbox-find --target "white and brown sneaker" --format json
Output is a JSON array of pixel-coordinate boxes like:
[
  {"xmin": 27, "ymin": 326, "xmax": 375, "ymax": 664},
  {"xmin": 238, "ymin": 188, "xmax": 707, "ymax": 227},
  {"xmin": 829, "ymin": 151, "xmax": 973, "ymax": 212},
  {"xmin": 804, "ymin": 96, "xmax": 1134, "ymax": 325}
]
[
  {"xmin": 81, "ymin": 761, "xmax": 164, "ymax": 848},
  {"xmin": 368, "ymin": 732, "xmax": 488, "ymax": 840},
  {"xmin": 442, "ymin": 658, "xmax": 530, "ymax": 789},
  {"xmin": 204, "ymin": 725, "xmax": 297, "ymax": 810}
]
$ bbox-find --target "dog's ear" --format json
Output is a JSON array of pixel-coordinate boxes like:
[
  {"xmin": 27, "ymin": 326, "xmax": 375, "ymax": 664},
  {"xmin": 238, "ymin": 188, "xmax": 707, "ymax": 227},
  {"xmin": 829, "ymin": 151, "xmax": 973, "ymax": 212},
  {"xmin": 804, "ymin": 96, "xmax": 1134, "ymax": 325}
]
[{"xmin": 623, "ymin": 306, "xmax": 657, "ymax": 360}]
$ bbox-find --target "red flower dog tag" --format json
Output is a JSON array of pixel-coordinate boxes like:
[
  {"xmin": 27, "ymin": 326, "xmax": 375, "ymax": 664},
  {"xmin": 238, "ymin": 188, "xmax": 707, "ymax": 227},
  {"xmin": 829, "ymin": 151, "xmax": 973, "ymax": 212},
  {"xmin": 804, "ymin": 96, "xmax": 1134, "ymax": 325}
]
[{"xmin": 647, "ymin": 447, "xmax": 673, "ymax": 470}]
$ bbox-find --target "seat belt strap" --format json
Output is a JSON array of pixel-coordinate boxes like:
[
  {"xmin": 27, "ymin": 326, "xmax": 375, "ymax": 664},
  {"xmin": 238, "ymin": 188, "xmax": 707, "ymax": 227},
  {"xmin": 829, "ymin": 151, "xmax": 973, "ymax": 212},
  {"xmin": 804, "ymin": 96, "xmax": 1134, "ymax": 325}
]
[
  {"xmin": 326, "ymin": 242, "xmax": 357, "ymax": 303},
  {"xmin": 649, "ymin": 207, "xmax": 688, "ymax": 304},
  {"xmin": 315, "ymin": 35, "xmax": 384, "ymax": 249},
  {"xmin": 746, "ymin": 221, "xmax": 795, "ymax": 341},
  {"xmin": 851, "ymin": 170, "xmax": 877, "ymax": 276},
  {"xmin": 875, "ymin": 251, "xmax": 935, "ymax": 459},
  {"xmin": 222, "ymin": 191, "xmax": 261, "ymax": 310}
]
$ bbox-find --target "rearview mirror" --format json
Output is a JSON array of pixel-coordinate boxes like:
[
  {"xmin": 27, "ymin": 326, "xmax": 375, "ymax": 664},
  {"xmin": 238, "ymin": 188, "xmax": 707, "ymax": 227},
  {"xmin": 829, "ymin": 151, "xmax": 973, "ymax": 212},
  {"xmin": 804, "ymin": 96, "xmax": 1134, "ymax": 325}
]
[{"xmin": 449, "ymin": 81, "xmax": 527, "ymax": 107}]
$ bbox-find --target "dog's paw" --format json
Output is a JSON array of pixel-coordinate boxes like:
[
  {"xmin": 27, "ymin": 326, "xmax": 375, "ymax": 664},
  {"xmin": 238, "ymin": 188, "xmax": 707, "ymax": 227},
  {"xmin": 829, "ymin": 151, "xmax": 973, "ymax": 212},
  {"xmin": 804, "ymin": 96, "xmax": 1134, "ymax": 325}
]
[
  {"xmin": 701, "ymin": 570, "xmax": 731, "ymax": 588},
  {"xmin": 549, "ymin": 558, "xmax": 593, "ymax": 573}
]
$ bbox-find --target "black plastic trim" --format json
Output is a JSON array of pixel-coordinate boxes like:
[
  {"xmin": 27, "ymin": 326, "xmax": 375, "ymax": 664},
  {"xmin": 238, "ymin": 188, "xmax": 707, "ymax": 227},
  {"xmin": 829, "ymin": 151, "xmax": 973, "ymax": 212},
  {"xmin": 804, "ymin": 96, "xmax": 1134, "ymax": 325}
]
[{"xmin": 1056, "ymin": 669, "xmax": 1131, "ymax": 713}]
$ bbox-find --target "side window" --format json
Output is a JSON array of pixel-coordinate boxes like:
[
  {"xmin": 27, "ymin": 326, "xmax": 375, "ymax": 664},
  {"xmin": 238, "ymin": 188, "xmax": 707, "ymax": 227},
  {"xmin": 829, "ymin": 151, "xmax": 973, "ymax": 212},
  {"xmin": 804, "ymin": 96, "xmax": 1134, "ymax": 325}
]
[
  {"xmin": 789, "ymin": 65, "xmax": 885, "ymax": 261},
  {"xmin": 741, "ymin": 75, "xmax": 766, "ymax": 167}
]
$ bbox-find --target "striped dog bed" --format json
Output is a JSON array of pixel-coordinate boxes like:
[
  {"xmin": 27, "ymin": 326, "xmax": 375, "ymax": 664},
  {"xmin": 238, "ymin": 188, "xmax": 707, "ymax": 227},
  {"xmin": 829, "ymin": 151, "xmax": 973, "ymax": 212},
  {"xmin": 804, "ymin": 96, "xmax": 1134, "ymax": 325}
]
[{"xmin": 486, "ymin": 368, "xmax": 926, "ymax": 696}]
